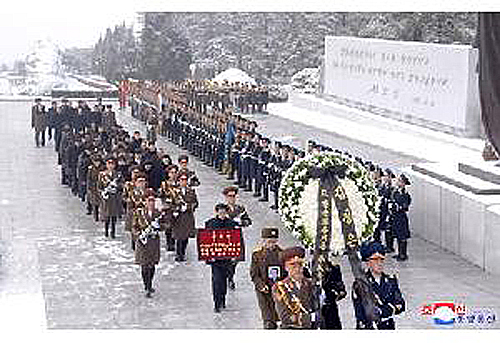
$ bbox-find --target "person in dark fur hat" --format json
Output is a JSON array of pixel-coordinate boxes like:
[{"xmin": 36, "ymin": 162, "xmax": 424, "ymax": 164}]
[{"xmin": 250, "ymin": 227, "xmax": 284, "ymax": 329}]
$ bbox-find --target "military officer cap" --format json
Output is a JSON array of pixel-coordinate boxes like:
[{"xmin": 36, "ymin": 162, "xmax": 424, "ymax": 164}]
[
  {"xmin": 261, "ymin": 227, "xmax": 279, "ymax": 239},
  {"xmin": 129, "ymin": 165, "xmax": 142, "ymax": 173},
  {"xmin": 215, "ymin": 203, "xmax": 230, "ymax": 212},
  {"xmin": 400, "ymin": 173, "xmax": 411, "ymax": 186},
  {"xmin": 282, "ymin": 246, "xmax": 306, "ymax": 263},
  {"xmin": 360, "ymin": 241, "xmax": 386, "ymax": 261},
  {"xmin": 105, "ymin": 156, "xmax": 117, "ymax": 163},
  {"xmin": 35, "ymin": 98, "xmax": 42, "ymax": 102},
  {"xmin": 222, "ymin": 186, "xmax": 239, "ymax": 195},
  {"xmin": 178, "ymin": 155, "xmax": 189, "ymax": 163},
  {"xmin": 145, "ymin": 188, "xmax": 156, "ymax": 198},
  {"xmin": 136, "ymin": 173, "xmax": 147, "ymax": 181}
]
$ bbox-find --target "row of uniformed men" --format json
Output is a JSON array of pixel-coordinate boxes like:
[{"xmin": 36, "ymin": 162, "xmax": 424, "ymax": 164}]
[
  {"xmin": 129, "ymin": 79, "xmax": 269, "ymax": 116},
  {"xmin": 173, "ymin": 79, "xmax": 269, "ymax": 114},
  {"xmin": 31, "ymin": 97, "xmax": 117, "ymax": 149}
]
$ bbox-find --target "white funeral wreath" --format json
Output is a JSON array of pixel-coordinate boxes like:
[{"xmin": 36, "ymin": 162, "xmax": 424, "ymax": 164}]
[{"xmin": 278, "ymin": 152, "xmax": 379, "ymax": 255}]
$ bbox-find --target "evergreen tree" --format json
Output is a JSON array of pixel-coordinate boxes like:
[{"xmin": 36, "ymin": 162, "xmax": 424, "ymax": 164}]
[{"xmin": 139, "ymin": 12, "xmax": 192, "ymax": 80}]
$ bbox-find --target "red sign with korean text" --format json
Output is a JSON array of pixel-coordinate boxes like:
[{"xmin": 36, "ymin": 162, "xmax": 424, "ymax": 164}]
[{"xmin": 197, "ymin": 228, "xmax": 243, "ymax": 261}]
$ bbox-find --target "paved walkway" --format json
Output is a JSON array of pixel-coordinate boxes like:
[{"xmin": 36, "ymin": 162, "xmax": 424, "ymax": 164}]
[{"xmin": 0, "ymin": 100, "xmax": 499, "ymax": 330}]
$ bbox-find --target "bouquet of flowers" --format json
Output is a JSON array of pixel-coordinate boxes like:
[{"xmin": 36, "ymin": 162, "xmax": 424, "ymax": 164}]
[{"xmin": 139, "ymin": 218, "xmax": 161, "ymax": 245}]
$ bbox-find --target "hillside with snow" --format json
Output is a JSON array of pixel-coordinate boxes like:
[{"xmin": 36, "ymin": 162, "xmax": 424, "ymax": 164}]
[{"xmin": 0, "ymin": 39, "xmax": 116, "ymax": 96}]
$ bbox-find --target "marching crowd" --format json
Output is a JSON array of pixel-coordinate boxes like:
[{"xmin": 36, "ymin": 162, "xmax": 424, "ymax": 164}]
[{"xmin": 29, "ymin": 78, "xmax": 411, "ymax": 330}]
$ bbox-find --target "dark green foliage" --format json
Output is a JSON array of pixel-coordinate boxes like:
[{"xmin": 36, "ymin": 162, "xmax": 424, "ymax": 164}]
[
  {"xmin": 69, "ymin": 12, "xmax": 478, "ymax": 84},
  {"xmin": 139, "ymin": 13, "xmax": 192, "ymax": 81},
  {"xmin": 92, "ymin": 23, "xmax": 140, "ymax": 81},
  {"xmin": 171, "ymin": 12, "xmax": 478, "ymax": 84}
]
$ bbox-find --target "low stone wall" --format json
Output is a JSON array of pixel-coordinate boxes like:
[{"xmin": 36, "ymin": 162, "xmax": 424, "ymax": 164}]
[{"xmin": 406, "ymin": 167, "xmax": 500, "ymax": 275}]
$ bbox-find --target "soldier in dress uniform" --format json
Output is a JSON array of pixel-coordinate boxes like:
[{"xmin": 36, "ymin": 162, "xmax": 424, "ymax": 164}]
[
  {"xmin": 250, "ymin": 227, "xmax": 284, "ymax": 329},
  {"xmin": 98, "ymin": 156, "xmax": 123, "ymax": 238},
  {"xmin": 205, "ymin": 203, "xmax": 240, "ymax": 313},
  {"xmin": 123, "ymin": 167, "xmax": 144, "ymax": 249},
  {"xmin": 222, "ymin": 186, "xmax": 252, "ymax": 290},
  {"xmin": 272, "ymin": 246, "xmax": 317, "ymax": 329},
  {"xmin": 375, "ymin": 169, "xmax": 393, "ymax": 246},
  {"xmin": 178, "ymin": 155, "xmax": 200, "ymax": 187},
  {"xmin": 86, "ymin": 153, "xmax": 103, "ymax": 221},
  {"xmin": 352, "ymin": 241, "xmax": 406, "ymax": 329},
  {"xmin": 390, "ymin": 174, "xmax": 412, "ymax": 261},
  {"xmin": 269, "ymin": 141, "xmax": 283, "ymax": 211},
  {"xmin": 132, "ymin": 195, "xmax": 162, "ymax": 298},
  {"xmin": 159, "ymin": 164, "xmax": 181, "ymax": 251},
  {"xmin": 172, "ymin": 172, "xmax": 198, "ymax": 261},
  {"xmin": 31, "ymin": 98, "xmax": 46, "ymax": 147},
  {"xmin": 254, "ymin": 137, "xmax": 271, "ymax": 201}
]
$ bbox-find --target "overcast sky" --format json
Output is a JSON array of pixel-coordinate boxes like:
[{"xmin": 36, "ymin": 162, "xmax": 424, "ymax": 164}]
[{"xmin": 1, "ymin": 0, "xmax": 497, "ymax": 66}]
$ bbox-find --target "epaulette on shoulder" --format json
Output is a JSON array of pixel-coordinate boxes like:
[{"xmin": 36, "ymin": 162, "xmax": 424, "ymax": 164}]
[
  {"xmin": 253, "ymin": 246, "xmax": 264, "ymax": 254},
  {"xmin": 386, "ymin": 272, "xmax": 399, "ymax": 282}
]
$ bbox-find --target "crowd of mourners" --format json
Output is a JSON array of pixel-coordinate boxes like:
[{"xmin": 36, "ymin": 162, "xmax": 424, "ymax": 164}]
[{"xmin": 28, "ymin": 78, "xmax": 411, "ymax": 330}]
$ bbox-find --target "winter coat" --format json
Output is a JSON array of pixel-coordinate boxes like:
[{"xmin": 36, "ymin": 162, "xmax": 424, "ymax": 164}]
[
  {"xmin": 132, "ymin": 208, "xmax": 161, "ymax": 266},
  {"xmin": 86, "ymin": 164, "xmax": 101, "ymax": 207},
  {"xmin": 390, "ymin": 188, "xmax": 412, "ymax": 240},
  {"xmin": 31, "ymin": 104, "xmax": 46, "ymax": 131},
  {"xmin": 172, "ymin": 186, "xmax": 198, "ymax": 240},
  {"xmin": 98, "ymin": 170, "xmax": 123, "ymax": 218}
]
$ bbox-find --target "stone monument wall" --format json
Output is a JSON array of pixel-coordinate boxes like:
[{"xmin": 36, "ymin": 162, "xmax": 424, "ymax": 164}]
[{"xmin": 323, "ymin": 36, "xmax": 481, "ymax": 137}]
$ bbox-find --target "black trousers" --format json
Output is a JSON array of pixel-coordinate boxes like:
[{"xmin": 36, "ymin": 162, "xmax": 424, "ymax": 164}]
[
  {"xmin": 105, "ymin": 216, "xmax": 117, "ymax": 237},
  {"xmin": 321, "ymin": 303, "xmax": 342, "ymax": 329},
  {"xmin": 141, "ymin": 265, "xmax": 156, "ymax": 291},
  {"xmin": 165, "ymin": 230, "xmax": 175, "ymax": 250},
  {"xmin": 227, "ymin": 260, "xmax": 238, "ymax": 282},
  {"xmin": 176, "ymin": 238, "xmax": 188, "ymax": 258},
  {"xmin": 35, "ymin": 129, "xmax": 45, "ymax": 147},
  {"xmin": 261, "ymin": 177, "xmax": 269, "ymax": 201},
  {"xmin": 211, "ymin": 261, "xmax": 229, "ymax": 309},
  {"xmin": 55, "ymin": 128, "xmax": 62, "ymax": 152}
]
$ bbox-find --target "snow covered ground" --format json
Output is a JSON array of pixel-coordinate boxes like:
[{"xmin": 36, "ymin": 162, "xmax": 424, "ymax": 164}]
[{"xmin": 0, "ymin": 39, "xmax": 116, "ymax": 97}]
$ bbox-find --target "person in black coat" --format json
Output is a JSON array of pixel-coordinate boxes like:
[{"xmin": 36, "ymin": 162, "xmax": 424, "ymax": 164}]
[
  {"xmin": 131, "ymin": 131, "xmax": 143, "ymax": 154},
  {"xmin": 390, "ymin": 174, "xmax": 412, "ymax": 261},
  {"xmin": 47, "ymin": 100, "xmax": 58, "ymax": 142},
  {"xmin": 320, "ymin": 261, "xmax": 347, "ymax": 329},
  {"xmin": 204, "ymin": 203, "xmax": 240, "ymax": 313}
]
